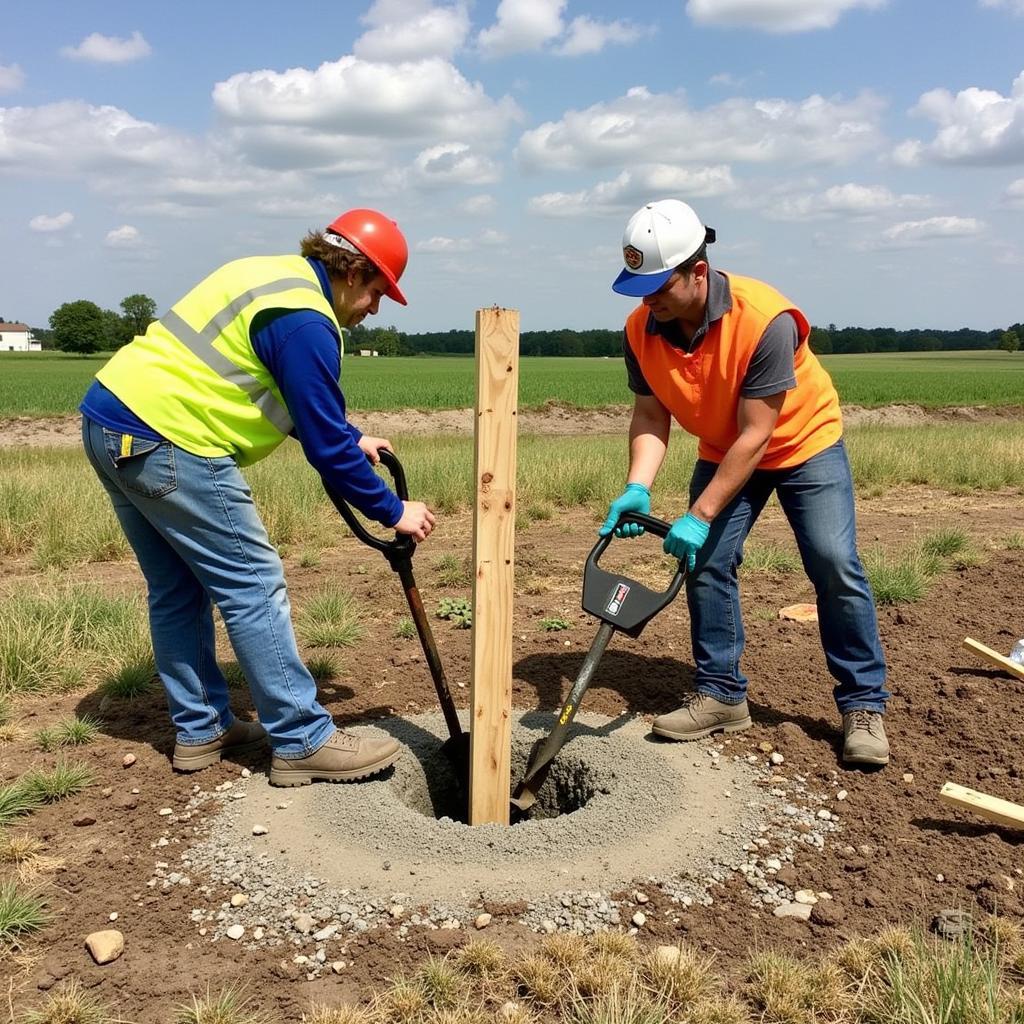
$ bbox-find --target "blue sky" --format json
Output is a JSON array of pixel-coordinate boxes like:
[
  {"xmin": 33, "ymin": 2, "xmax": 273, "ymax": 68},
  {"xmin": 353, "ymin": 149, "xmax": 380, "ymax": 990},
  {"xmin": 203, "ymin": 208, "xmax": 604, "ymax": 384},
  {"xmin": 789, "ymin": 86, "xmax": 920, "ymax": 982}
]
[{"xmin": 2, "ymin": 0, "xmax": 1023, "ymax": 335}]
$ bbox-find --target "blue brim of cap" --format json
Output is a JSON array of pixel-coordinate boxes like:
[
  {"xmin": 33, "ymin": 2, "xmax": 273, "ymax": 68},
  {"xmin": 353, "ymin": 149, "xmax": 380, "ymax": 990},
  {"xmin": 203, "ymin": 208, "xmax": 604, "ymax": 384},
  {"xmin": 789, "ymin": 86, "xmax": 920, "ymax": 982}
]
[{"xmin": 611, "ymin": 266, "xmax": 674, "ymax": 297}]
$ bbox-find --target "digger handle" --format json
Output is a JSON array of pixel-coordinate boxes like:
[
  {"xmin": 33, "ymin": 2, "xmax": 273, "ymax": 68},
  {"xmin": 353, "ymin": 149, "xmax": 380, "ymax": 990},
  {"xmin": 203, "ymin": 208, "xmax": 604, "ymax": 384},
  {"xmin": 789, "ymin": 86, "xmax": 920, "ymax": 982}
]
[{"xmin": 323, "ymin": 448, "xmax": 415, "ymax": 567}]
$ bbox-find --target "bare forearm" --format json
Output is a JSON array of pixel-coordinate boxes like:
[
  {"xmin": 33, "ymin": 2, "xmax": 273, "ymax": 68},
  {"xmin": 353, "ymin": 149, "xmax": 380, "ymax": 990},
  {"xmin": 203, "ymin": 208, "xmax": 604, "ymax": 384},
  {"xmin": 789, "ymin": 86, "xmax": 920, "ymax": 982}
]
[
  {"xmin": 626, "ymin": 405, "xmax": 670, "ymax": 488},
  {"xmin": 691, "ymin": 431, "xmax": 770, "ymax": 521}
]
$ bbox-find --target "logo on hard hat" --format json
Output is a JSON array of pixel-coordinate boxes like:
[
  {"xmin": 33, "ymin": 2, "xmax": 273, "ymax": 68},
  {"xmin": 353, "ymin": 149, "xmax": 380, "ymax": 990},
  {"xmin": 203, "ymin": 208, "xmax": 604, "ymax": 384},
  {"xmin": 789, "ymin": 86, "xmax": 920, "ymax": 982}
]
[{"xmin": 623, "ymin": 245, "xmax": 643, "ymax": 271}]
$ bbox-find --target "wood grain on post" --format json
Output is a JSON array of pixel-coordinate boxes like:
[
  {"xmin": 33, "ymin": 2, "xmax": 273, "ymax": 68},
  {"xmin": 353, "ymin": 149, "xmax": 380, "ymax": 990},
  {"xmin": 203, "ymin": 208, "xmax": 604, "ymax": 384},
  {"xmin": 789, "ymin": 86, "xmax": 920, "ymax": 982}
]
[
  {"xmin": 938, "ymin": 781, "xmax": 1024, "ymax": 830},
  {"xmin": 469, "ymin": 307, "xmax": 519, "ymax": 826},
  {"xmin": 962, "ymin": 637, "xmax": 1024, "ymax": 682}
]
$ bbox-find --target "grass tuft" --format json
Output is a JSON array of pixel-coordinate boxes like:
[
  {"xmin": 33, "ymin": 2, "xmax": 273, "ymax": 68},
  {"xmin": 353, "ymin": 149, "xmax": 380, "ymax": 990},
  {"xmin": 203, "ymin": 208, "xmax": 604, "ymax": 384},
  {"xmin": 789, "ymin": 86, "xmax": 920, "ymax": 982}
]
[
  {"xmin": 0, "ymin": 779, "xmax": 44, "ymax": 827},
  {"xmin": 513, "ymin": 954, "xmax": 565, "ymax": 1007},
  {"xmin": 0, "ymin": 878, "xmax": 50, "ymax": 947},
  {"xmin": 175, "ymin": 983, "xmax": 274, "ymax": 1024},
  {"xmin": 301, "ymin": 1004, "xmax": 378, "ymax": 1024},
  {"xmin": 921, "ymin": 528, "xmax": 969, "ymax": 558},
  {"xmin": 641, "ymin": 945, "xmax": 717, "ymax": 1010},
  {"xmin": 450, "ymin": 939, "xmax": 507, "ymax": 978},
  {"xmin": 435, "ymin": 553, "xmax": 471, "ymax": 587},
  {"xmin": 416, "ymin": 954, "xmax": 470, "ymax": 1012},
  {"xmin": 22, "ymin": 757, "xmax": 93, "ymax": 803},
  {"xmin": 297, "ymin": 586, "xmax": 364, "ymax": 648},
  {"xmin": 305, "ymin": 655, "xmax": 340, "ymax": 682},
  {"xmin": 863, "ymin": 546, "xmax": 939, "ymax": 605},
  {"xmin": 742, "ymin": 542, "xmax": 801, "ymax": 575},
  {"xmin": 21, "ymin": 978, "xmax": 118, "ymax": 1024},
  {"xmin": 393, "ymin": 617, "xmax": 417, "ymax": 640},
  {"xmin": 99, "ymin": 650, "xmax": 156, "ymax": 700},
  {"xmin": 374, "ymin": 975, "xmax": 429, "ymax": 1023}
]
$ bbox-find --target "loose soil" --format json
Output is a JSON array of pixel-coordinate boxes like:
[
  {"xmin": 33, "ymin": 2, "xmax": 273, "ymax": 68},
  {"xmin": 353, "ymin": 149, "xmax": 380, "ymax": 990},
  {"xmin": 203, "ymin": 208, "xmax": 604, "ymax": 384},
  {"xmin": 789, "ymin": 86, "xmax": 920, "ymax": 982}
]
[
  {"xmin": 3, "ymin": 401, "xmax": 1024, "ymax": 448},
  {"xmin": 2, "ymin": 423, "xmax": 1024, "ymax": 1019}
]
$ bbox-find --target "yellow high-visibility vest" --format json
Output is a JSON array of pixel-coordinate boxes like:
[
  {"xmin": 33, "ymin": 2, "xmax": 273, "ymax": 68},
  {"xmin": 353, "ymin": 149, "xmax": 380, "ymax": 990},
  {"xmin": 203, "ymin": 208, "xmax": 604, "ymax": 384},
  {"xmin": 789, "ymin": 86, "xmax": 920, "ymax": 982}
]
[{"xmin": 97, "ymin": 255, "xmax": 341, "ymax": 466}]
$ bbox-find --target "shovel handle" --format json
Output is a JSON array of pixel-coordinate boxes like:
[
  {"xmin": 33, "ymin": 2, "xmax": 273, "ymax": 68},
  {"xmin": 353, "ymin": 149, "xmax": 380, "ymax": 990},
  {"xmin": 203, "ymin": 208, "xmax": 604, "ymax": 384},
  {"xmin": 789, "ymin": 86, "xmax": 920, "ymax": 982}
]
[{"xmin": 322, "ymin": 448, "xmax": 415, "ymax": 567}]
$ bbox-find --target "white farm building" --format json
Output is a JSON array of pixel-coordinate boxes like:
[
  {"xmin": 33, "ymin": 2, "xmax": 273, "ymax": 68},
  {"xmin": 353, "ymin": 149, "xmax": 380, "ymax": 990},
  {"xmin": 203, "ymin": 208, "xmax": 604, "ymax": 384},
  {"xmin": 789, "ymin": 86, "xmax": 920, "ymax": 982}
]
[{"xmin": 0, "ymin": 322, "xmax": 40, "ymax": 352}]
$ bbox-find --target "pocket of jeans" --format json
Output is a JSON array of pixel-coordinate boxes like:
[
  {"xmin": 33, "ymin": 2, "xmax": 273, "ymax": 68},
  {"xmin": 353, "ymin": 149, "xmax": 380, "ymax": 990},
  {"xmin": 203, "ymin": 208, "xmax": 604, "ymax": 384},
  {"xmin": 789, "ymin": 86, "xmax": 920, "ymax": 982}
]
[{"xmin": 102, "ymin": 429, "xmax": 177, "ymax": 499}]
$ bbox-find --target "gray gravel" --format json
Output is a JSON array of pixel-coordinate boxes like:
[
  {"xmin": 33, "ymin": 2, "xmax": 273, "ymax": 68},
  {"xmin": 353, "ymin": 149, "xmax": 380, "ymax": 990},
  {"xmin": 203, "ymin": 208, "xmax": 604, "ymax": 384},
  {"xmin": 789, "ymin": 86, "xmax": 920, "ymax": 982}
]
[{"xmin": 153, "ymin": 712, "xmax": 843, "ymax": 979}]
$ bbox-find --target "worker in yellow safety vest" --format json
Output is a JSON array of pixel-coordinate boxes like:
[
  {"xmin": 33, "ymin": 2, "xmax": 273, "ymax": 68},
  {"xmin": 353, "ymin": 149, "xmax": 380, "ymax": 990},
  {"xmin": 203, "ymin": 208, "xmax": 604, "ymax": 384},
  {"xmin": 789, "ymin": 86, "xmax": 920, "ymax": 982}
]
[{"xmin": 81, "ymin": 210, "xmax": 434, "ymax": 785}]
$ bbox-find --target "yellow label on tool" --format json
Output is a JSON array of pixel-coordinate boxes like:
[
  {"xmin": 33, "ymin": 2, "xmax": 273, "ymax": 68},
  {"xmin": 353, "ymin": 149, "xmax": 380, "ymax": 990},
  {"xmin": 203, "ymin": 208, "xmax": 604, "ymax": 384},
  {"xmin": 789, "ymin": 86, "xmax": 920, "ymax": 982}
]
[{"xmin": 558, "ymin": 703, "xmax": 574, "ymax": 726}]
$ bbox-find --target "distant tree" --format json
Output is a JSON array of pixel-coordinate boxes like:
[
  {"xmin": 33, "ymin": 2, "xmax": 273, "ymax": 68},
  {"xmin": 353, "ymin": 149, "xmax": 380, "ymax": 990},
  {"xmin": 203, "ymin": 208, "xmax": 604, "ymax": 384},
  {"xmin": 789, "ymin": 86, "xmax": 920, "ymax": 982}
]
[
  {"xmin": 120, "ymin": 293, "xmax": 157, "ymax": 338},
  {"xmin": 101, "ymin": 308, "xmax": 133, "ymax": 350},
  {"xmin": 808, "ymin": 327, "xmax": 832, "ymax": 354},
  {"xmin": 30, "ymin": 327, "xmax": 56, "ymax": 350},
  {"xmin": 49, "ymin": 300, "xmax": 105, "ymax": 354},
  {"xmin": 999, "ymin": 329, "xmax": 1020, "ymax": 353}
]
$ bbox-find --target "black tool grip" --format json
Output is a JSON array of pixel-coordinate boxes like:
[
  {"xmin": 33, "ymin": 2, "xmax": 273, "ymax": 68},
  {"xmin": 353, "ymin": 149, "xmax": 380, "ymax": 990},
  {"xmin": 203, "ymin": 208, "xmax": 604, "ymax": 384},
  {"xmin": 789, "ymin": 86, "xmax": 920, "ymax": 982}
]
[
  {"xmin": 321, "ymin": 448, "xmax": 414, "ymax": 568},
  {"xmin": 582, "ymin": 513, "xmax": 685, "ymax": 638}
]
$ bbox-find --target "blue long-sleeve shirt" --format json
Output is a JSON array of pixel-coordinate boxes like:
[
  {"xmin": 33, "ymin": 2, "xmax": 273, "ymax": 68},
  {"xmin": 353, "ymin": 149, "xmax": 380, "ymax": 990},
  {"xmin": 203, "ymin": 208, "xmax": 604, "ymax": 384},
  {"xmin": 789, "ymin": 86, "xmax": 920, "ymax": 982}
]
[{"xmin": 80, "ymin": 258, "xmax": 403, "ymax": 527}]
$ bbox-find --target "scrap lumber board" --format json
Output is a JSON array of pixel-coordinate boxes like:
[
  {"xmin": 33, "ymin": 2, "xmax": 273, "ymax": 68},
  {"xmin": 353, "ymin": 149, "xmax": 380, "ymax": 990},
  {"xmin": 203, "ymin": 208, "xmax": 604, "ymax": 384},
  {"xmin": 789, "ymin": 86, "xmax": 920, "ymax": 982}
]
[
  {"xmin": 939, "ymin": 782, "xmax": 1024, "ymax": 830},
  {"xmin": 962, "ymin": 637, "xmax": 1024, "ymax": 683},
  {"xmin": 469, "ymin": 307, "xmax": 519, "ymax": 826}
]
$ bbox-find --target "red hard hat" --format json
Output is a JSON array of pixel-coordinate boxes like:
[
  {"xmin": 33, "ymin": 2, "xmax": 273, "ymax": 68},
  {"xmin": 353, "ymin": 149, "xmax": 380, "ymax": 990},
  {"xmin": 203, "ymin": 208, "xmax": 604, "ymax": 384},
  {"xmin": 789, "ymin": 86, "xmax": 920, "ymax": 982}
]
[{"xmin": 326, "ymin": 208, "xmax": 409, "ymax": 306}]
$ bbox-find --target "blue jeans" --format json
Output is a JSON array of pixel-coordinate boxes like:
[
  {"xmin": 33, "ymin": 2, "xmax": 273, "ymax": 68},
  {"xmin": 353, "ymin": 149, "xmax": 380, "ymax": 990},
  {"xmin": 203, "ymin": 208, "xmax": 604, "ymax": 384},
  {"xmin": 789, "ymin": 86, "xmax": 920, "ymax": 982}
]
[
  {"xmin": 82, "ymin": 415, "xmax": 335, "ymax": 756},
  {"xmin": 687, "ymin": 439, "xmax": 888, "ymax": 714}
]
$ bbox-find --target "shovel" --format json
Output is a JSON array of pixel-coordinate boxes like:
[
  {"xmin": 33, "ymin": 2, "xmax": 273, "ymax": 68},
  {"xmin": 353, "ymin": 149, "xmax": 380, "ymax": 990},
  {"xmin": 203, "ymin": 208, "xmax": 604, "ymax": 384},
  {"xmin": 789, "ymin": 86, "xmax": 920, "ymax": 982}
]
[
  {"xmin": 322, "ymin": 449, "xmax": 471, "ymax": 785},
  {"xmin": 510, "ymin": 512, "xmax": 686, "ymax": 815}
]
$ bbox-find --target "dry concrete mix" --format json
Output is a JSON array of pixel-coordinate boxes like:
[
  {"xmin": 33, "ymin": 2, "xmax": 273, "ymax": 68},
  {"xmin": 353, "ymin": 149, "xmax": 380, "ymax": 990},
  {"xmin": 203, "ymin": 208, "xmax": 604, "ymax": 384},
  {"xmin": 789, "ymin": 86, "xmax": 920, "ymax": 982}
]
[{"xmin": 170, "ymin": 712, "xmax": 841, "ymax": 969}]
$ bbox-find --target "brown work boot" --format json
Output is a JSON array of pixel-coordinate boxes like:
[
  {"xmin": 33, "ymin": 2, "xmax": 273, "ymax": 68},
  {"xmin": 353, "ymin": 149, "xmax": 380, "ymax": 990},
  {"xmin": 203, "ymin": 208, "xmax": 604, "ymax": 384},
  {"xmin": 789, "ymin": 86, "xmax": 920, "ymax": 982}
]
[
  {"xmin": 268, "ymin": 729, "xmax": 401, "ymax": 787},
  {"xmin": 651, "ymin": 692, "xmax": 752, "ymax": 741},
  {"xmin": 172, "ymin": 718, "xmax": 268, "ymax": 772},
  {"xmin": 842, "ymin": 710, "xmax": 889, "ymax": 766}
]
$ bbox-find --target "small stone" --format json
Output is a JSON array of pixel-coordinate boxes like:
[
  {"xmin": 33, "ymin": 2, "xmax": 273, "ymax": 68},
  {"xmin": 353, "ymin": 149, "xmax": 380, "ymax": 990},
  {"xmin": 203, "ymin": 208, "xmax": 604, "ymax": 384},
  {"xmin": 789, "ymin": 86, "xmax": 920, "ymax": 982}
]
[
  {"xmin": 903, "ymin": 772, "xmax": 915, "ymax": 783},
  {"xmin": 836, "ymin": 789, "xmax": 848, "ymax": 801},
  {"xmin": 72, "ymin": 816, "xmax": 96, "ymax": 827},
  {"xmin": 252, "ymin": 824, "xmax": 268, "ymax": 836},
  {"xmin": 230, "ymin": 894, "xmax": 249, "ymax": 908},
  {"xmin": 253, "ymin": 928, "xmax": 265, "ymax": 940},
  {"xmin": 226, "ymin": 924, "xmax": 244, "ymax": 940},
  {"xmin": 294, "ymin": 913, "xmax": 315, "ymax": 934},
  {"xmin": 632, "ymin": 912, "xmax": 647, "ymax": 927},
  {"xmin": 331, "ymin": 961, "xmax": 346, "ymax": 974},
  {"xmin": 275, "ymin": 802, "xmax": 289, "ymax": 810},
  {"xmin": 933, "ymin": 908, "xmax": 972, "ymax": 941},
  {"xmin": 779, "ymin": 603, "xmax": 818, "ymax": 623},
  {"xmin": 85, "ymin": 930, "xmax": 125, "ymax": 964},
  {"xmin": 240, "ymin": 768, "xmax": 252, "ymax": 778},
  {"xmin": 122, "ymin": 754, "xmax": 136, "ymax": 768},
  {"xmin": 474, "ymin": 913, "xmax": 492, "ymax": 930},
  {"xmin": 389, "ymin": 905, "xmax": 404, "ymax": 918},
  {"xmin": 158, "ymin": 808, "xmax": 173, "ymax": 817},
  {"xmin": 793, "ymin": 889, "xmax": 819, "ymax": 906},
  {"xmin": 108, "ymin": 912, "xmax": 118, "ymax": 922},
  {"xmin": 634, "ymin": 891, "xmax": 649, "ymax": 904},
  {"xmin": 540, "ymin": 919, "xmax": 557, "ymax": 934},
  {"xmin": 770, "ymin": 752, "xmax": 785, "ymax": 766},
  {"xmin": 936, "ymin": 873, "xmax": 945, "ymax": 882},
  {"xmin": 773, "ymin": 902, "xmax": 812, "ymax": 921},
  {"xmin": 817, "ymin": 809, "xmax": 832, "ymax": 820},
  {"xmin": 101, "ymin": 787, "xmax": 113, "ymax": 798},
  {"xmin": 313, "ymin": 925, "xmax": 338, "ymax": 942},
  {"xmin": 758, "ymin": 742, "xmax": 774, "ymax": 754}
]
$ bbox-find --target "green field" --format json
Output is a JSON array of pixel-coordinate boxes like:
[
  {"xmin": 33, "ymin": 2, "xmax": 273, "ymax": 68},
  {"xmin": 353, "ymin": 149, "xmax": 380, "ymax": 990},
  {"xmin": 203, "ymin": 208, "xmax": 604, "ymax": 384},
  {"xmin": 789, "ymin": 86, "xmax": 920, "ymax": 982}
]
[{"xmin": 0, "ymin": 350, "xmax": 1022, "ymax": 417}]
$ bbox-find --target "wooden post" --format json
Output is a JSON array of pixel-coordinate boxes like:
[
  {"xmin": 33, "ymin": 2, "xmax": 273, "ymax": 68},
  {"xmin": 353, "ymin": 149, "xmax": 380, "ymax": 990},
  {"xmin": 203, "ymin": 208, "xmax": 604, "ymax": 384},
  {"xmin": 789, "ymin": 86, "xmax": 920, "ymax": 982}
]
[
  {"xmin": 939, "ymin": 782, "xmax": 1024, "ymax": 830},
  {"xmin": 962, "ymin": 637, "xmax": 1024, "ymax": 683},
  {"xmin": 469, "ymin": 307, "xmax": 519, "ymax": 826}
]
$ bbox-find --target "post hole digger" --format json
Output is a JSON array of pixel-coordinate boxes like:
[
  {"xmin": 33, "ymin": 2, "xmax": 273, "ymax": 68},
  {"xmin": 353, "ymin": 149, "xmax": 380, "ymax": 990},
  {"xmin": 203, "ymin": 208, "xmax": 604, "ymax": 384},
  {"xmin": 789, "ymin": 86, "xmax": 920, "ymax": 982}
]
[
  {"xmin": 322, "ymin": 449, "xmax": 472, "ymax": 791},
  {"xmin": 510, "ymin": 512, "xmax": 686, "ymax": 816}
]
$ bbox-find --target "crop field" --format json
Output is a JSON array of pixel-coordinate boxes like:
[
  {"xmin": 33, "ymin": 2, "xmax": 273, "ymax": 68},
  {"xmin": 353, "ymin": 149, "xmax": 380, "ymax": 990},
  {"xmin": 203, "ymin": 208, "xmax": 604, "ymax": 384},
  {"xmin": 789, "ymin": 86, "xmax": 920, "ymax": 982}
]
[{"xmin": 1, "ymin": 349, "xmax": 1022, "ymax": 416}]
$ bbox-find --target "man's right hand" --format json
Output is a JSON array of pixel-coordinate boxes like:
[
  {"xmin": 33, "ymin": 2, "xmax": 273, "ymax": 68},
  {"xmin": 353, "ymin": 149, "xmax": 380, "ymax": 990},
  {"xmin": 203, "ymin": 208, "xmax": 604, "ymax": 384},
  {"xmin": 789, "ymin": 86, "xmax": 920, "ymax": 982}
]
[
  {"xmin": 598, "ymin": 483, "xmax": 651, "ymax": 538},
  {"xmin": 394, "ymin": 501, "xmax": 436, "ymax": 542}
]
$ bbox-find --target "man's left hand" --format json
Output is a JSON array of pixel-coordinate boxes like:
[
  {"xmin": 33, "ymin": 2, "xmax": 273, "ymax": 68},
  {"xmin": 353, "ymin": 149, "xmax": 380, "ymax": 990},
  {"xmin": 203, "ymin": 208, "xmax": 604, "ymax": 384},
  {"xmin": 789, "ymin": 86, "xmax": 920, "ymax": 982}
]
[
  {"xmin": 663, "ymin": 512, "xmax": 711, "ymax": 572},
  {"xmin": 358, "ymin": 435, "xmax": 393, "ymax": 465}
]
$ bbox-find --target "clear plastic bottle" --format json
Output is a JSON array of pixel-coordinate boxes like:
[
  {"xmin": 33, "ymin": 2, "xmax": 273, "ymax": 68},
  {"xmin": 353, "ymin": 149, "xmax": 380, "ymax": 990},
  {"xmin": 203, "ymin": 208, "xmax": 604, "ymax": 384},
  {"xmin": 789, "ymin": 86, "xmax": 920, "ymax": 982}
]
[{"xmin": 1011, "ymin": 639, "xmax": 1024, "ymax": 666}]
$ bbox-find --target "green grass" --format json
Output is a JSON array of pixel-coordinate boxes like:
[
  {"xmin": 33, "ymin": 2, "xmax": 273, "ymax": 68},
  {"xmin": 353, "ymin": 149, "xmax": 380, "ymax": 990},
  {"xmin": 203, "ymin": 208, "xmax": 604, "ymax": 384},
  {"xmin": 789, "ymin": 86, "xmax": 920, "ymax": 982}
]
[
  {"xmin": 864, "ymin": 546, "xmax": 941, "ymax": 605},
  {"xmin": 741, "ymin": 542, "xmax": 802, "ymax": 574},
  {"xmin": 0, "ymin": 879, "xmax": 49, "ymax": 947},
  {"xmin": 175, "ymin": 984, "xmax": 274, "ymax": 1024},
  {"xmin": 3, "ymin": 351, "xmax": 1023, "ymax": 417},
  {"xmin": 296, "ymin": 586, "xmax": 364, "ymax": 648},
  {"xmin": 434, "ymin": 553, "xmax": 471, "ymax": 587},
  {"xmin": 21, "ymin": 979, "xmax": 118, "ymax": 1024},
  {"xmin": 0, "ymin": 779, "xmax": 45, "ymax": 827},
  {"xmin": 21, "ymin": 757, "xmax": 93, "ymax": 803},
  {"xmin": 394, "ymin": 617, "xmax": 417, "ymax": 640}
]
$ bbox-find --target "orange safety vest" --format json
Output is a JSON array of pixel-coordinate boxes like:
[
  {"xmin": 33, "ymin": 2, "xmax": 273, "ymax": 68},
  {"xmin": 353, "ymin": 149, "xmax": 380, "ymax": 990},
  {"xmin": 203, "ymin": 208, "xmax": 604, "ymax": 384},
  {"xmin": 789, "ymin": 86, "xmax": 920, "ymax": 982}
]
[{"xmin": 624, "ymin": 272, "xmax": 842, "ymax": 469}]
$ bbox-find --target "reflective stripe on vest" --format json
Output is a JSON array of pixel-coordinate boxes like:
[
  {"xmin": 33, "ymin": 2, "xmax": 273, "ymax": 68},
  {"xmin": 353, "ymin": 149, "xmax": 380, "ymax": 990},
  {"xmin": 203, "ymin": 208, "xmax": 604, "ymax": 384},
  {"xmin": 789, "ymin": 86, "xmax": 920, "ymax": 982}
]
[{"xmin": 156, "ymin": 272, "xmax": 322, "ymax": 436}]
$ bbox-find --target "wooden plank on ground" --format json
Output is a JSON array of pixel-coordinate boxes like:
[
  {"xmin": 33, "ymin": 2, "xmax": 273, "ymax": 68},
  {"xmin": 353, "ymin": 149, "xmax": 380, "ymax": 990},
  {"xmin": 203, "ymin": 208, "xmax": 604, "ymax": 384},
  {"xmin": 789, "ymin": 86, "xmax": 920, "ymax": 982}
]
[
  {"xmin": 962, "ymin": 637, "xmax": 1024, "ymax": 682},
  {"xmin": 939, "ymin": 781, "xmax": 1024, "ymax": 830},
  {"xmin": 469, "ymin": 307, "xmax": 519, "ymax": 826}
]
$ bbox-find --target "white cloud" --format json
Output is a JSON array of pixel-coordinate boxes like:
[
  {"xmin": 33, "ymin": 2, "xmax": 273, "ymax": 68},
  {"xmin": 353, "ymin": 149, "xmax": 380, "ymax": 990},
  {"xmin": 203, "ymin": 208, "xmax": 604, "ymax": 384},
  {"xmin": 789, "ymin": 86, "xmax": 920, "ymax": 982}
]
[
  {"xmin": 213, "ymin": 56, "xmax": 521, "ymax": 172},
  {"xmin": 0, "ymin": 63, "xmax": 25, "ymax": 93},
  {"xmin": 105, "ymin": 224, "xmax": 142, "ymax": 247},
  {"xmin": 529, "ymin": 165, "xmax": 735, "ymax": 217},
  {"xmin": 412, "ymin": 142, "xmax": 501, "ymax": 185},
  {"xmin": 415, "ymin": 235, "xmax": 474, "ymax": 252},
  {"xmin": 896, "ymin": 72, "xmax": 1024, "ymax": 166},
  {"xmin": 60, "ymin": 30, "xmax": 152, "ymax": 63},
  {"xmin": 517, "ymin": 86, "xmax": 885, "ymax": 171},
  {"xmin": 354, "ymin": 0, "xmax": 470, "ymax": 61},
  {"xmin": 29, "ymin": 211, "xmax": 74, "ymax": 232},
  {"xmin": 480, "ymin": 229, "xmax": 508, "ymax": 245},
  {"xmin": 460, "ymin": 194, "xmax": 497, "ymax": 215},
  {"xmin": 686, "ymin": 0, "xmax": 886, "ymax": 32},
  {"xmin": 875, "ymin": 216, "xmax": 984, "ymax": 248},
  {"xmin": 477, "ymin": 0, "xmax": 566, "ymax": 56},
  {"xmin": 979, "ymin": 0, "xmax": 1024, "ymax": 13},
  {"xmin": 1005, "ymin": 178, "xmax": 1024, "ymax": 207},
  {"xmin": 552, "ymin": 16, "xmax": 648, "ymax": 56},
  {"xmin": 709, "ymin": 71, "xmax": 744, "ymax": 88},
  {"xmin": 761, "ymin": 182, "xmax": 931, "ymax": 220}
]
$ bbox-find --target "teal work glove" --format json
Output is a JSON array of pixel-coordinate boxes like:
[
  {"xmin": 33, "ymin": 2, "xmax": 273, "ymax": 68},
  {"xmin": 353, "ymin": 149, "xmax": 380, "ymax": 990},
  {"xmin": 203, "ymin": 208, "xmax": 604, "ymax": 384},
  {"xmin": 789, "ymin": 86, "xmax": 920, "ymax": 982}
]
[
  {"xmin": 663, "ymin": 512, "xmax": 710, "ymax": 572},
  {"xmin": 598, "ymin": 483, "xmax": 651, "ymax": 538}
]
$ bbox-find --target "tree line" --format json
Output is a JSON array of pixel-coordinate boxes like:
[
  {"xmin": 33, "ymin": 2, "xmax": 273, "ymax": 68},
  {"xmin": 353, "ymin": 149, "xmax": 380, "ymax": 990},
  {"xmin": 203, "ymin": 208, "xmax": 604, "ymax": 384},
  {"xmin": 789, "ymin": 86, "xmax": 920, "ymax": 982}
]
[{"xmin": 17, "ymin": 299, "xmax": 1022, "ymax": 355}]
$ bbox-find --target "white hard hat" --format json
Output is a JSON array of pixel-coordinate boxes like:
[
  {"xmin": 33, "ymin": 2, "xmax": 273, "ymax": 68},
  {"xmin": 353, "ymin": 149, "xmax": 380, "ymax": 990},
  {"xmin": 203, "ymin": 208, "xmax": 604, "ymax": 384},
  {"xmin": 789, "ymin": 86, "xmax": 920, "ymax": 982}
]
[{"xmin": 611, "ymin": 199, "xmax": 716, "ymax": 297}]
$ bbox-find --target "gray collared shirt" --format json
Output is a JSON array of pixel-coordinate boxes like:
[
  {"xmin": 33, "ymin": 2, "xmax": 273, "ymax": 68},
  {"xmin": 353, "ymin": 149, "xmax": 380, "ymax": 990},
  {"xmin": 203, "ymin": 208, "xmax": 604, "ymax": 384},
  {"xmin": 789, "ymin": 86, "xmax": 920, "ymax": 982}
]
[{"xmin": 623, "ymin": 269, "xmax": 798, "ymax": 400}]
